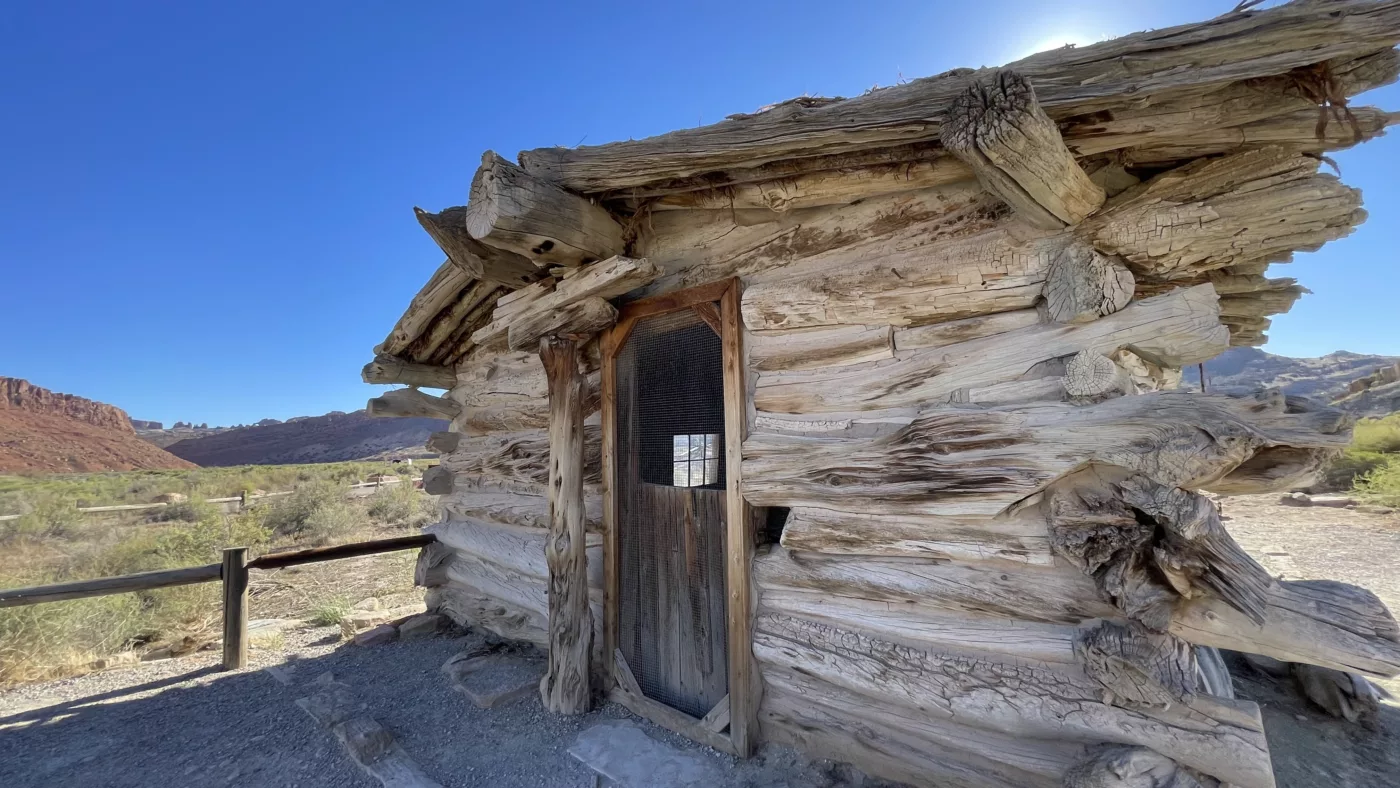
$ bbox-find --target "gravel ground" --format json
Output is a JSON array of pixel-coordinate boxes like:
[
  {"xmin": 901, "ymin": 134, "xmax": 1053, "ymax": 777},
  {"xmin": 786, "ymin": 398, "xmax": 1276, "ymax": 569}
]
[
  {"xmin": 0, "ymin": 625, "xmax": 883, "ymax": 788},
  {"xmin": 1217, "ymin": 494, "xmax": 1400, "ymax": 788}
]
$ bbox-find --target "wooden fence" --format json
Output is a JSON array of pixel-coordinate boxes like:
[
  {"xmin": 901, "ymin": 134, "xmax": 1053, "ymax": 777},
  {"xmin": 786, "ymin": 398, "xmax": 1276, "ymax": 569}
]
[{"xmin": 0, "ymin": 534, "xmax": 436, "ymax": 670}]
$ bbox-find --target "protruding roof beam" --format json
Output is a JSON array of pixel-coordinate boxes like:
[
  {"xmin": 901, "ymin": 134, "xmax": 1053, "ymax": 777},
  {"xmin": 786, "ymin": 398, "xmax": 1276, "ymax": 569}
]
[
  {"xmin": 414, "ymin": 206, "xmax": 541, "ymax": 289},
  {"xmin": 465, "ymin": 151, "xmax": 625, "ymax": 268},
  {"xmin": 361, "ymin": 354, "xmax": 456, "ymax": 389},
  {"xmin": 942, "ymin": 71, "xmax": 1105, "ymax": 229}
]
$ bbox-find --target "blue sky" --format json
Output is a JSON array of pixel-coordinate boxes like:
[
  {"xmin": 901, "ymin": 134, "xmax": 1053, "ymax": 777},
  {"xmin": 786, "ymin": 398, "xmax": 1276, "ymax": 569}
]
[{"xmin": 2, "ymin": 0, "xmax": 1397, "ymax": 426}]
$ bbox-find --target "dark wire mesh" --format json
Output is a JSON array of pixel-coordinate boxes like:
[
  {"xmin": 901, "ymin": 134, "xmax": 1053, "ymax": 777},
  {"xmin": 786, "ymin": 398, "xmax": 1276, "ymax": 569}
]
[{"xmin": 615, "ymin": 307, "xmax": 729, "ymax": 718}]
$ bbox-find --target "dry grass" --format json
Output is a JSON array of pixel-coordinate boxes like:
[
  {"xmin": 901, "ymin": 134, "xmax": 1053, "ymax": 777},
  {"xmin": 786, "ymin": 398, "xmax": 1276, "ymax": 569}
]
[{"xmin": 0, "ymin": 465, "xmax": 437, "ymax": 685}]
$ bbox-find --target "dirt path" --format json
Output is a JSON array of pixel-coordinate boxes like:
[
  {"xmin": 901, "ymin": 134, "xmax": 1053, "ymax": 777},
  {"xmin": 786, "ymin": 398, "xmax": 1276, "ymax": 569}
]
[
  {"xmin": 1218, "ymin": 494, "xmax": 1400, "ymax": 788},
  {"xmin": 0, "ymin": 625, "xmax": 884, "ymax": 788}
]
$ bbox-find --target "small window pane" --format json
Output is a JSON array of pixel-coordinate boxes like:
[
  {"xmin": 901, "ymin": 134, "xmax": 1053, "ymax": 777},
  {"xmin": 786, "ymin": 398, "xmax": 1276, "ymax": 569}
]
[{"xmin": 669, "ymin": 433, "xmax": 721, "ymax": 487}]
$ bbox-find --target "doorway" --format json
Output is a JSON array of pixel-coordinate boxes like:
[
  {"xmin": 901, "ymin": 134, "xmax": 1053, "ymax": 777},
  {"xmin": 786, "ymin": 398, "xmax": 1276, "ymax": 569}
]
[{"xmin": 600, "ymin": 279, "xmax": 753, "ymax": 756}]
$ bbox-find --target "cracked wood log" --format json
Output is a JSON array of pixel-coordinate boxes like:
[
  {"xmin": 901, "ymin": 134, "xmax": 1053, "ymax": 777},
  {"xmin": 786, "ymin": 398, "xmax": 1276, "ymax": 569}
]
[
  {"xmin": 752, "ymin": 284, "xmax": 1227, "ymax": 414},
  {"xmin": 439, "ymin": 427, "xmax": 602, "ymax": 488},
  {"xmin": 942, "ymin": 70, "xmax": 1105, "ymax": 229},
  {"xmin": 465, "ymin": 151, "xmax": 624, "ymax": 267},
  {"xmin": 366, "ymin": 387, "xmax": 462, "ymax": 421},
  {"xmin": 748, "ymin": 324, "xmax": 893, "ymax": 372},
  {"xmin": 761, "ymin": 664, "xmax": 1081, "ymax": 788},
  {"xmin": 1062, "ymin": 350, "xmax": 1125, "ymax": 398},
  {"xmin": 471, "ymin": 256, "xmax": 660, "ymax": 348},
  {"xmin": 362, "ymin": 355, "xmax": 456, "ymax": 389},
  {"xmin": 1063, "ymin": 745, "xmax": 1205, "ymax": 788},
  {"xmin": 1041, "ymin": 244, "xmax": 1134, "ymax": 324},
  {"xmin": 440, "ymin": 488, "xmax": 602, "ymax": 532},
  {"xmin": 752, "ymin": 611, "xmax": 1273, "ymax": 788},
  {"xmin": 1046, "ymin": 470, "xmax": 1400, "ymax": 678},
  {"xmin": 744, "ymin": 391, "xmax": 1349, "ymax": 517},
  {"xmin": 1172, "ymin": 580, "xmax": 1400, "ymax": 678},
  {"xmin": 517, "ymin": 1, "xmax": 1400, "ymax": 193},
  {"xmin": 776, "ymin": 505, "xmax": 1054, "ymax": 564},
  {"xmin": 1080, "ymin": 148, "xmax": 1363, "ymax": 282},
  {"xmin": 538, "ymin": 336, "xmax": 593, "ymax": 714},
  {"xmin": 428, "ymin": 517, "xmax": 602, "ymax": 587},
  {"xmin": 414, "ymin": 207, "xmax": 541, "ymax": 288}
]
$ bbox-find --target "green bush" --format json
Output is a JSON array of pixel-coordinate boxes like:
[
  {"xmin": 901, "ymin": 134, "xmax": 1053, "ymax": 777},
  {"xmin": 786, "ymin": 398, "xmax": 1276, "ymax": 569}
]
[
  {"xmin": 1355, "ymin": 457, "xmax": 1400, "ymax": 507},
  {"xmin": 1353, "ymin": 413, "xmax": 1400, "ymax": 454},
  {"xmin": 1321, "ymin": 450, "xmax": 1391, "ymax": 491},
  {"xmin": 308, "ymin": 598, "xmax": 352, "ymax": 627},
  {"xmin": 367, "ymin": 483, "xmax": 436, "ymax": 528}
]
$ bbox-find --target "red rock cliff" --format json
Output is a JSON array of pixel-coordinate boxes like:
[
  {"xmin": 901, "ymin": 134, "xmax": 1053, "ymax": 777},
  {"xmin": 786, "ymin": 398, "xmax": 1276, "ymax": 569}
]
[{"xmin": 1, "ymin": 377, "xmax": 135, "ymax": 432}]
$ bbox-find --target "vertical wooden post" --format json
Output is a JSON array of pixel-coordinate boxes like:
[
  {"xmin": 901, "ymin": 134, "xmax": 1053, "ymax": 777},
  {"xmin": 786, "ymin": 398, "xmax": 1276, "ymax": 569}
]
[
  {"xmin": 221, "ymin": 547, "xmax": 249, "ymax": 670},
  {"xmin": 539, "ymin": 335, "xmax": 593, "ymax": 714},
  {"xmin": 720, "ymin": 281, "xmax": 757, "ymax": 756}
]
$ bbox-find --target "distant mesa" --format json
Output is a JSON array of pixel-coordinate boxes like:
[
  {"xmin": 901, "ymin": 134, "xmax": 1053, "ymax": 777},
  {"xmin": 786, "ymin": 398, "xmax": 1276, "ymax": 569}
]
[
  {"xmin": 130, "ymin": 419, "xmax": 163, "ymax": 430},
  {"xmin": 1183, "ymin": 347, "xmax": 1400, "ymax": 416},
  {"xmin": 0, "ymin": 377, "xmax": 195, "ymax": 474},
  {"xmin": 151, "ymin": 409, "xmax": 444, "ymax": 466}
]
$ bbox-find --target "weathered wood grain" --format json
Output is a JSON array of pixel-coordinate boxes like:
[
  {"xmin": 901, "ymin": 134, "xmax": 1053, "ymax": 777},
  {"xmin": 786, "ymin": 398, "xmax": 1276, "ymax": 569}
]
[
  {"xmin": 465, "ymin": 151, "xmax": 624, "ymax": 267},
  {"xmin": 415, "ymin": 206, "xmax": 541, "ymax": 288},
  {"xmin": 942, "ymin": 70, "xmax": 1104, "ymax": 228},
  {"xmin": 752, "ymin": 285, "xmax": 1226, "ymax": 414}
]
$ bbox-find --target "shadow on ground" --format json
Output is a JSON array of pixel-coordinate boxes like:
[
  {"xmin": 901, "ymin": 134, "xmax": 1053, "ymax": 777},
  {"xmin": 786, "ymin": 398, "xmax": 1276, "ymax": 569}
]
[
  {"xmin": 0, "ymin": 632, "xmax": 867, "ymax": 788},
  {"xmin": 1226, "ymin": 652, "xmax": 1400, "ymax": 788}
]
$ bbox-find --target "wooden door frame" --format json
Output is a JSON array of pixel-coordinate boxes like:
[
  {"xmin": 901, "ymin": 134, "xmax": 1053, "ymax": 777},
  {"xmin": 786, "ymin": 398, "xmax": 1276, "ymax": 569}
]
[{"xmin": 599, "ymin": 277, "xmax": 755, "ymax": 757}]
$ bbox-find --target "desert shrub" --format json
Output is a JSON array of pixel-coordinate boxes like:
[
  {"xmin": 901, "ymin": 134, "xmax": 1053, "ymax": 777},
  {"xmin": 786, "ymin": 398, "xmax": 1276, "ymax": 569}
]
[
  {"xmin": 1355, "ymin": 457, "xmax": 1400, "ymax": 507},
  {"xmin": 1320, "ymin": 450, "xmax": 1391, "ymax": 491},
  {"xmin": 1352, "ymin": 413, "xmax": 1400, "ymax": 454},
  {"xmin": 308, "ymin": 598, "xmax": 351, "ymax": 627},
  {"xmin": 4, "ymin": 496, "xmax": 82, "ymax": 541},
  {"xmin": 367, "ymin": 483, "xmax": 436, "ymax": 528}
]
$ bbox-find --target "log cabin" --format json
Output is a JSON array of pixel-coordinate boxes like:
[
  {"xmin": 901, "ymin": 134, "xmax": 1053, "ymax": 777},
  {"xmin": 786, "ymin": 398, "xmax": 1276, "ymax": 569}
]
[{"xmin": 366, "ymin": 3, "xmax": 1400, "ymax": 786}]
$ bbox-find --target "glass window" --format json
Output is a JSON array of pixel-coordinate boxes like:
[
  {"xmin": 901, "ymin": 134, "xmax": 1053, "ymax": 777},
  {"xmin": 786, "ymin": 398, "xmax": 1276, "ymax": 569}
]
[{"xmin": 671, "ymin": 434, "xmax": 721, "ymax": 487}]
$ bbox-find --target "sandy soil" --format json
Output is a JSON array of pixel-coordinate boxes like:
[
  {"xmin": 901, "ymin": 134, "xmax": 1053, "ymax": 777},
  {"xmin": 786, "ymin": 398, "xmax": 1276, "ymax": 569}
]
[{"xmin": 1217, "ymin": 494, "xmax": 1400, "ymax": 788}]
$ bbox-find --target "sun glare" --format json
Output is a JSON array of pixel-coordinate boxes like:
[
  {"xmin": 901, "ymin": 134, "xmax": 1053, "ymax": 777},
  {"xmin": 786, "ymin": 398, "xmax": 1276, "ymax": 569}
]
[{"xmin": 1018, "ymin": 32, "xmax": 1102, "ymax": 60}]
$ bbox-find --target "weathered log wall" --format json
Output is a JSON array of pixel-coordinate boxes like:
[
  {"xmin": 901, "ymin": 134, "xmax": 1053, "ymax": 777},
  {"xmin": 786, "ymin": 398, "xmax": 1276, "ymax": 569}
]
[
  {"xmin": 420, "ymin": 342, "xmax": 606, "ymax": 657},
  {"xmin": 394, "ymin": 5, "xmax": 1400, "ymax": 785}
]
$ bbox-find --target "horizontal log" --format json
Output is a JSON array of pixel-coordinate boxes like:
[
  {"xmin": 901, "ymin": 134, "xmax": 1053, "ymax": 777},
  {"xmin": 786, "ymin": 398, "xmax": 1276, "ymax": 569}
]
[
  {"xmin": 0, "ymin": 563, "xmax": 221, "ymax": 608},
  {"xmin": 509, "ymin": 297, "xmax": 616, "ymax": 351},
  {"xmin": 471, "ymin": 256, "xmax": 660, "ymax": 347},
  {"xmin": 748, "ymin": 324, "xmax": 893, "ymax": 372},
  {"xmin": 440, "ymin": 427, "xmax": 602, "ymax": 488},
  {"xmin": 440, "ymin": 488, "xmax": 602, "ymax": 532},
  {"xmin": 650, "ymin": 148, "xmax": 975, "ymax": 212},
  {"xmin": 1171, "ymin": 579, "xmax": 1400, "ymax": 678},
  {"xmin": 427, "ymin": 517, "xmax": 602, "ymax": 588},
  {"xmin": 361, "ymin": 354, "xmax": 456, "ymax": 389},
  {"xmin": 1081, "ymin": 148, "xmax": 1363, "ymax": 282},
  {"xmin": 743, "ymin": 391, "xmax": 1349, "ymax": 517},
  {"xmin": 754, "ymin": 547, "xmax": 1116, "ymax": 625},
  {"xmin": 893, "ymin": 309, "xmax": 1042, "ymax": 351},
  {"xmin": 414, "ymin": 206, "xmax": 541, "ymax": 288},
  {"xmin": 426, "ymin": 582, "xmax": 547, "ymax": 647},
  {"xmin": 753, "ymin": 611, "xmax": 1273, "ymax": 788},
  {"xmin": 777, "ymin": 506, "xmax": 1053, "ymax": 565},
  {"xmin": 753, "ymin": 284, "xmax": 1227, "ymax": 413},
  {"xmin": 403, "ymin": 280, "xmax": 502, "ymax": 366},
  {"xmin": 249, "ymin": 534, "xmax": 436, "ymax": 571},
  {"xmin": 739, "ymin": 220, "xmax": 1057, "ymax": 331},
  {"xmin": 465, "ymin": 151, "xmax": 625, "ymax": 267},
  {"xmin": 366, "ymin": 387, "xmax": 462, "ymax": 421},
  {"xmin": 758, "ymin": 585, "xmax": 1079, "ymax": 665},
  {"xmin": 518, "ymin": 2, "xmax": 1400, "ymax": 192},
  {"xmin": 942, "ymin": 70, "xmax": 1105, "ymax": 228},
  {"xmin": 762, "ymin": 668, "xmax": 1077, "ymax": 788}
]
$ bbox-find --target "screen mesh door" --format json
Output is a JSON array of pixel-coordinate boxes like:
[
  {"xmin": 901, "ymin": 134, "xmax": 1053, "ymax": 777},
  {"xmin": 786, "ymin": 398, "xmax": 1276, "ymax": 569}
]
[{"xmin": 614, "ymin": 307, "xmax": 729, "ymax": 718}]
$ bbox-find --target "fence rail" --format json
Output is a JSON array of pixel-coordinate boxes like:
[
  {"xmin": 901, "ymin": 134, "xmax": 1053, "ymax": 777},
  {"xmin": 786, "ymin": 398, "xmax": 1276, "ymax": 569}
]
[{"xmin": 0, "ymin": 533, "xmax": 437, "ymax": 670}]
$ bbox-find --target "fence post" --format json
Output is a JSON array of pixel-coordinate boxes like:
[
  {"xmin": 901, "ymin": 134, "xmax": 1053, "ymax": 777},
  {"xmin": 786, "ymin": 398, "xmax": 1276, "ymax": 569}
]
[{"xmin": 221, "ymin": 547, "xmax": 249, "ymax": 670}]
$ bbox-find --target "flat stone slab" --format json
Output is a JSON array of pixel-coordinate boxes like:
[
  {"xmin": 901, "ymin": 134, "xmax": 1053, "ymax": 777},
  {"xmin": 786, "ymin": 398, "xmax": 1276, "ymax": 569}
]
[
  {"xmin": 569, "ymin": 720, "xmax": 725, "ymax": 788},
  {"xmin": 441, "ymin": 651, "xmax": 542, "ymax": 709}
]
